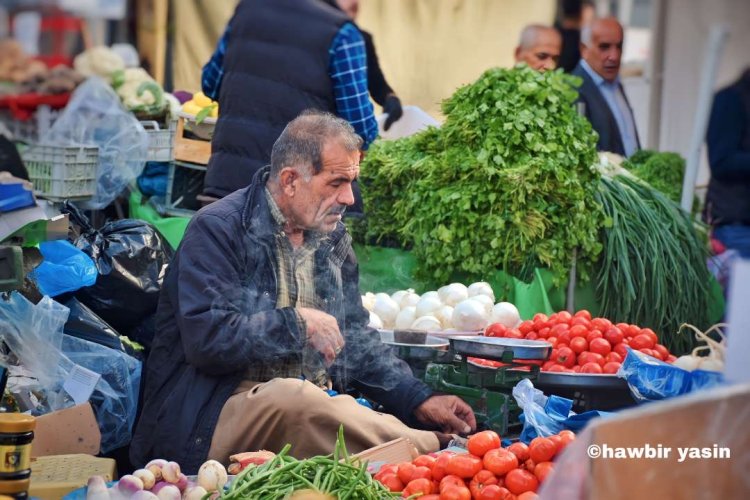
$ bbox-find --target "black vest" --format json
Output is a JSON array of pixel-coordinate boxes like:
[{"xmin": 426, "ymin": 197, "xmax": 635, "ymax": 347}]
[
  {"xmin": 204, "ymin": 0, "xmax": 348, "ymax": 198},
  {"xmin": 706, "ymin": 74, "xmax": 750, "ymax": 225}
]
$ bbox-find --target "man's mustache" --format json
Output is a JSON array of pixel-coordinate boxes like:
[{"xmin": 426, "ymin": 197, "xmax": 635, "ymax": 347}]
[{"xmin": 328, "ymin": 205, "xmax": 347, "ymax": 215}]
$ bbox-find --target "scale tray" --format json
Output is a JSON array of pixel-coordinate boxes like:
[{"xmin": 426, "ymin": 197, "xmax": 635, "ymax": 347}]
[{"xmin": 449, "ymin": 336, "xmax": 552, "ymax": 360}]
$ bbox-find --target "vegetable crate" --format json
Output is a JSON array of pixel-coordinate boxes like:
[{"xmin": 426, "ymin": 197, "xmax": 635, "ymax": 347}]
[
  {"xmin": 173, "ymin": 116, "xmax": 212, "ymax": 165},
  {"xmin": 165, "ymin": 160, "xmax": 206, "ymax": 217},
  {"xmin": 141, "ymin": 119, "xmax": 176, "ymax": 162},
  {"xmin": 22, "ymin": 144, "xmax": 98, "ymax": 201}
]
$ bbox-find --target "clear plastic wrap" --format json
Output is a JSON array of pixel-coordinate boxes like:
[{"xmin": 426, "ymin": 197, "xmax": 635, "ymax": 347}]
[{"xmin": 39, "ymin": 77, "xmax": 148, "ymax": 209}]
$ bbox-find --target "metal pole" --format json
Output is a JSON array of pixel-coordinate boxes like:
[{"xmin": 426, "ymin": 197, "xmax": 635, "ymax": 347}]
[{"xmin": 680, "ymin": 24, "xmax": 729, "ymax": 212}]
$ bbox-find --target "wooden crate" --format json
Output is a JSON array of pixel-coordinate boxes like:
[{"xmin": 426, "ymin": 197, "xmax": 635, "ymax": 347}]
[{"xmin": 173, "ymin": 116, "xmax": 212, "ymax": 165}]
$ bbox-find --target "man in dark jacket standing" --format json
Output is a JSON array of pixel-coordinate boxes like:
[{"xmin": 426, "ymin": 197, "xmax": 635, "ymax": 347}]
[
  {"xmin": 572, "ymin": 17, "xmax": 640, "ymax": 157},
  {"xmin": 130, "ymin": 111, "xmax": 476, "ymax": 473},
  {"xmin": 201, "ymin": 0, "xmax": 378, "ymax": 200},
  {"xmin": 705, "ymin": 68, "xmax": 750, "ymax": 257}
]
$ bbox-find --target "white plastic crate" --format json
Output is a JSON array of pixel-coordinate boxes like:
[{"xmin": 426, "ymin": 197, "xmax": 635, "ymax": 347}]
[
  {"xmin": 22, "ymin": 144, "xmax": 99, "ymax": 201},
  {"xmin": 141, "ymin": 119, "xmax": 176, "ymax": 162}
]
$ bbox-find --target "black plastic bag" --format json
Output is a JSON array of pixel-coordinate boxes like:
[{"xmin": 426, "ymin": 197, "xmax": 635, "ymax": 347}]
[
  {"xmin": 62, "ymin": 202, "xmax": 173, "ymax": 334},
  {"xmin": 61, "ymin": 297, "xmax": 125, "ymax": 352}
]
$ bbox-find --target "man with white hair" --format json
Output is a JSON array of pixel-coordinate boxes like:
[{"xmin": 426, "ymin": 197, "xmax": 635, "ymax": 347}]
[
  {"xmin": 514, "ymin": 24, "xmax": 562, "ymax": 72},
  {"xmin": 572, "ymin": 17, "xmax": 640, "ymax": 157}
]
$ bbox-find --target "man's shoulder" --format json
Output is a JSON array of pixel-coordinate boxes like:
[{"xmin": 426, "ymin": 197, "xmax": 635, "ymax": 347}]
[{"xmin": 189, "ymin": 187, "xmax": 251, "ymax": 232}]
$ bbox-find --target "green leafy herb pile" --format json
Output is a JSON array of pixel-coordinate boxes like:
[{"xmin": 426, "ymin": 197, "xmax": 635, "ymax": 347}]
[
  {"xmin": 622, "ymin": 150, "xmax": 685, "ymax": 203},
  {"xmin": 360, "ymin": 66, "xmax": 603, "ymax": 285}
]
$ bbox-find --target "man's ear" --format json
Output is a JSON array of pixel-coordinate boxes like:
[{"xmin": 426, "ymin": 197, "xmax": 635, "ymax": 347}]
[
  {"xmin": 278, "ymin": 167, "xmax": 299, "ymax": 196},
  {"xmin": 514, "ymin": 46, "xmax": 522, "ymax": 63}
]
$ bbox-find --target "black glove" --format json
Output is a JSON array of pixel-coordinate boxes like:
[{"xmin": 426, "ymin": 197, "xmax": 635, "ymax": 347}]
[{"xmin": 383, "ymin": 94, "xmax": 403, "ymax": 131}]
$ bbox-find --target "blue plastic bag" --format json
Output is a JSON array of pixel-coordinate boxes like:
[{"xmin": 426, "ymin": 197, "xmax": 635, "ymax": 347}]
[
  {"xmin": 31, "ymin": 240, "xmax": 98, "ymax": 297},
  {"xmin": 513, "ymin": 379, "xmax": 611, "ymax": 443},
  {"xmin": 617, "ymin": 348, "xmax": 724, "ymax": 402}
]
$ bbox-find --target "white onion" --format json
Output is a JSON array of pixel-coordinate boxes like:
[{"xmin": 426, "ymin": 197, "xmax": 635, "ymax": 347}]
[
  {"xmin": 434, "ymin": 305, "xmax": 454, "ymax": 329},
  {"xmin": 452, "ymin": 299, "xmax": 489, "ymax": 331},
  {"xmin": 411, "ymin": 315, "xmax": 442, "ymax": 331},
  {"xmin": 672, "ymin": 355, "xmax": 700, "ymax": 371},
  {"xmin": 468, "ymin": 282, "xmax": 495, "ymax": 301},
  {"xmin": 415, "ymin": 295, "xmax": 443, "ymax": 318},
  {"xmin": 400, "ymin": 291, "xmax": 421, "ymax": 308},
  {"xmin": 438, "ymin": 283, "xmax": 469, "ymax": 306},
  {"xmin": 469, "ymin": 295, "xmax": 494, "ymax": 314},
  {"xmin": 395, "ymin": 306, "xmax": 417, "ymax": 329},
  {"xmin": 390, "ymin": 290, "xmax": 409, "ymax": 305},
  {"xmin": 372, "ymin": 294, "xmax": 400, "ymax": 327},
  {"xmin": 361, "ymin": 292, "xmax": 376, "ymax": 311},
  {"xmin": 490, "ymin": 302, "xmax": 521, "ymax": 328},
  {"xmin": 368, "ymin": 311, "xmax": 384, "ymax": 329},
  {"xmin": 421, "ymin": 291, "xmax": 440, "ymax": 302}
]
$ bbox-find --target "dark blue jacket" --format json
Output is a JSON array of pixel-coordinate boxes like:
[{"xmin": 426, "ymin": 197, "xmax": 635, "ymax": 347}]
[
  {"xmin": 572, "ymin": 62, "xmax": 640, "ymax": 156},
  {"xmin": 130, "ymin": 167, "xmax": 433, "ymax": 473},
  {"xmin": 705, "ymin": 70, "xmax": 750, "ymax": 225},
  {"xmin": 204, "ymin": 0, "xmax": 347, "ymax": 198}
]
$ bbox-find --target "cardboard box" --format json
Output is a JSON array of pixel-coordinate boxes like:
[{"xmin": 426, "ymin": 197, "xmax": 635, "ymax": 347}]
[
  {"xmin": 30, "ymin": 454, "xmax": 116, "ymax": 500},
  {"xmin": 32, "ymin": 403, "xmax": 101, "ymax": 457},
  {"xmin": 351, "ymin": 438, "xmax": 419, "ymax": 474},
  {"xmin": 539, "ymin": 383, "xmax": 750, "ymax": 499}
]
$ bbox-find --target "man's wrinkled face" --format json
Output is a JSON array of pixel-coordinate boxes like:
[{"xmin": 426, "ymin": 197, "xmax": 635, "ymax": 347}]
[
  {"xmin": 290, "ymin": 141, "xmax": 360, "ymax": 233},
  {"xmin": 516, "ymin": 31, "xmax": 562, "ymax": 72},
  {"xmin": 582, "ymin": 21, "xmax": 623, "ymax": 82}
]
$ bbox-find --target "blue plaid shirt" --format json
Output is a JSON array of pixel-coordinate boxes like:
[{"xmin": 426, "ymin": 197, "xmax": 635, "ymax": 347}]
[{"xmin": 202, "ymin": 22, "xmax": 377, "ymax": 149}]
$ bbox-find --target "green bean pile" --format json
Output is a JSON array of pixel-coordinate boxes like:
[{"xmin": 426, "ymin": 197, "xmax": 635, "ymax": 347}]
[
  {"xmin": 595, "ymin": 176, "xmax": 713, "ymax": 354},
  {"xmin": 219, "ymin": 427, "xmax": 398, "ymax": 499}
]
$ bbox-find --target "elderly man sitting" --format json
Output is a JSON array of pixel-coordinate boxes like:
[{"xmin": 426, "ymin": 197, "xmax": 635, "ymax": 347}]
[
  {"xmin": 514, "ymin": 24, "xmax": 563, "ymax": 72},
  {"xmin": 130, "ymin": 110, "xmax": 477, "ymax": 473}
]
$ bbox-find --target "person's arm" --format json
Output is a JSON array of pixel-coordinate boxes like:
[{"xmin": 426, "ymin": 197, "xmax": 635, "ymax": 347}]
[
  {"xmin": 706, "ymin": 88, "xmax": 750, "ymax": 182},
  {"xmin": 329, "ymin": 22, "xmax": 378, "ymax": 149},
  {"xmin": 172, "ymin": 213, "xmax": 306, "ymax": 376},
  {"xmin": 201, "ymin": 26, "xmax": 230, "ymax": 101},
  {"xmin": 361, "ymin": 30, "xmax": 393, "ymax": 106}
]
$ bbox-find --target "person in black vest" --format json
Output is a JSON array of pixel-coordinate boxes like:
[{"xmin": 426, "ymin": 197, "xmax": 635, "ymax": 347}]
[
  {"xmin": 200, "ymin": 0, "xmax": 378, "ymax": 201},
  {"xmin": 555, "ymin": 0, "xmax": 595, "ymax": 73},
  {"xmin": 572, "ymin": 17, "xmax": 641, "ymax": 157},
  {"xmin": 705, "ymin": 67, "xmax": 750, "ymax": 257},
  {"xmin": 323, "ymin": 0, "xmax": 404, "ymax": 131}
]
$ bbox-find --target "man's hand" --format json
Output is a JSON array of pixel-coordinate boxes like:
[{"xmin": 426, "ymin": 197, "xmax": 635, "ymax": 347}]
[
  {"xmin": 297, "ymin": 307, "xmax": 345, "ymax": 366},
  {"xmin": 414, "ymin": 395, "xmax": 477, "ymax": 435},
  {"xmin": 383, "ymin": 94, "xmax": 403, "ymax": 131}
]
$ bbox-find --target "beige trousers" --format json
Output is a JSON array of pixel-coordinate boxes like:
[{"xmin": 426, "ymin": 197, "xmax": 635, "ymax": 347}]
[{"xmin": 207, "ymin": 378, "xmax": 440, "ymax": 465}]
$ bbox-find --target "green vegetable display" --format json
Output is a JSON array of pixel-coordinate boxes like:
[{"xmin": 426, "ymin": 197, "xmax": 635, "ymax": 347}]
[
  {"xmin": 622, "ymin": 150, "xmax": 700, "ymax": 210},
  {"xmin": 219, "ymin": 427, "xmax": 397, "ymax": 500},
  {"xmin": 360, "ymin": 66, "xmax": 603, "ymax": 286},
  {"xmin": 595, "ymin": 175, "xmax": 712, "ymax": 354}
]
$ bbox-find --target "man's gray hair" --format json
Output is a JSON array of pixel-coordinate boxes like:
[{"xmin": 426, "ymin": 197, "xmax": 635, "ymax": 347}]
[
  {"xmin": 518, "ymin": 24, "xmax": 560, "ymax": 50},
  {"xmin": 270, "ymin": 110, "xmax": 363, "ymax": 179},
  {"xmin": 580, "ymin": 23, "xmax": 592, "ymax": 46}
]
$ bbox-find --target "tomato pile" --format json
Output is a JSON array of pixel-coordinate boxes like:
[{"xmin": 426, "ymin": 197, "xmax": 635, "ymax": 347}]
[
  {"xmin": 484, "ymin": 310, "xmax": 677, "ymax": 374},
  {"xmin": 373, "ymin": 430, "xmax": 574, "ymax": 499}
]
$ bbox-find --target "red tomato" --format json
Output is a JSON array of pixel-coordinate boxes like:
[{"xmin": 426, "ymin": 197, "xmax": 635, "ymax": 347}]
[
  {"xmin": 589, "ymin": 338, "xmax": 612, "ymax": 356},
  {"xmin": 432, "ymin": 453, "xmax": 454, "ymax": 482},
  {"xmin": 507, "ymin": 442, "xmax": 530, "ymax": 462},
  {"xmin": 614, "ymin": 322, "xmax": 630, "ymax": 333},
  {"xmin": 569, "ymin": 325, "xmax": 588, "ymax": 339},
  {"xmin": 378, "ymin": 473, "xmax": 404, "ymax": 492},
  {"xmin": 549, "ymin": 323, "xmax": 569, "ymax": 338},
  {"xmin": 505, "ymin": 329, "xmax": 524, "ymax": 339},
  {"xmin": 557, "ymin": 430, "xmax": 576, "ymax": 449},
  {"xmin": 468, "ymin": 431, "xmax": 502, "ymax": 458},
  {"xmin": 627, "ymin": 324, "xmax": 642, "ymax": 338},
  {"xmin": 402, "ymin": 478, "xmax": 433, "ymax": 497},
  {"xmin": 483, "ymin": 448, "xmax": 518, "ymax": 476},
  {"xmin": 541, "ymin": 361, "xmax": 555, "ymax": 371},
  {"xmin": 469, "ymin": 470, "xmax": 498, "ymax": 498},
  {"xmin": 630, "ymin": 334, "xmax": 655, "ymax": 350},
  {"xmin": 533, "ymin": 461, "xmax": 554, "ymax": 482},
  {"xmin": 439, "ymin": 475, "xmax": 466, "ymax": 493},
  {"xmin": 439, "ymin": 485, "xmax": 471, "ymax": 500},
  {"xmin": 606, "ymin": 352, "xmax": 623, "ymax": 364},
  {"xmin": 523, "ymin": 458, "xmax": 536, "ymax": 473},
  {"xmin": 445, "ymin": 454, "xmax": 483, "ymax": 479},
  {"xmin": 603, "ymin": 327, "xmax": 624, "ymax": 346},
  {"xmin": 639, "ymin": 328, "xmax": 659, "ymax": 344},
  {"xmin": 504, "ymin": 469, "xmax": 539, "ymax": 495},
  {"xmin": 414, "ymin": 455, "xmax": 437, "ymax": 469},
  {"xmin": 613, "ymin": 343, "xmax": 629, "ymax": 359},
  {"xmin": 574, "ymin": 309, "xmax": 592, "ymax": 320},
  {"xmin": 581, "ymin": 362, "xmax": 604, "ymax": 374},
  {"xmin": 419, "ymin": 496, "xmax": 440, "ymax": 500},
  {"xmin": 666, "ymin": 354, "xmax": 677, "ymax": 363},
  {"xmin": 374, "ymin": 464, "xmax": 398, "ymax": 481},
  {"xmin": 412, "ymin": 466, "xmax": 433, "ymax": 481},
  {"xmin": 571, "ymin": 365, "xmax": 581, "ymax": 372},
  {"xmin": 556, "ymin": 331, "xmax": 571, "ymax": 345},
  {"xmin": 533, "ymin": 313, "xmax": 548, "ymax": 323},
  {"xmin": 546, "ymin": 363, "xmax": 566, "ymax": 372},
  {"xmin": 570, "ymin": 337, "xmax": 588, "ymax": 354},
  {"xmin": 526, "ymin": 332, "xmax": 539, "ymax": 340},
  {"xmin": 485, "ymin": 323, "xmax": 507, "ymax": 338},
  {"xmin": 518, "ymin": 321, "xmax": 534, "ymax": 335},
  {"xmin": 397, "ymin": 462, "xmax": 416, "ymax": 484},
  {"xmin": 578, "ymin": 351, "xmax": 605, "ymax": 367},
  {"xmin": 654, "ymin": 344, "xmax": 670, "ymax": 360},
  {"xmin": 557, "ymin": 310, "xmax": 573, "ymax": 322},
  {"xmin": 517, "ymin": 493, "xmax": 540, "ymax": 500},
  {"xmin": 476, "ymin": 485, "xmax": 512, "ymax": 500},
  {"xmin": 570, "ymin": 317, "xmax": 590, "ymax": 328},
  {"xmin": 556, "ymin": 347, "xmax": 576, "ymax": 368},
  {"xmin": 586, "ymin": 329, "xmax": 604, "ymax": 344},
  {"xmin": 602, "ymin": 361, "xmax": 621, "ymax": 374},
  {"xmin": 546, "ymin": 336, "xmax": 558, "ymax": 348},
  {"xmin": 547, "ymin": 434, "xmax": 562, "ymax": 453},
  {"xmin": 528, "ymin": 437, "xmax": 557, "ymax": 463},
  {"xmin": 639, "ymin": 348, "xmax": 657, "ymax": 358}
]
